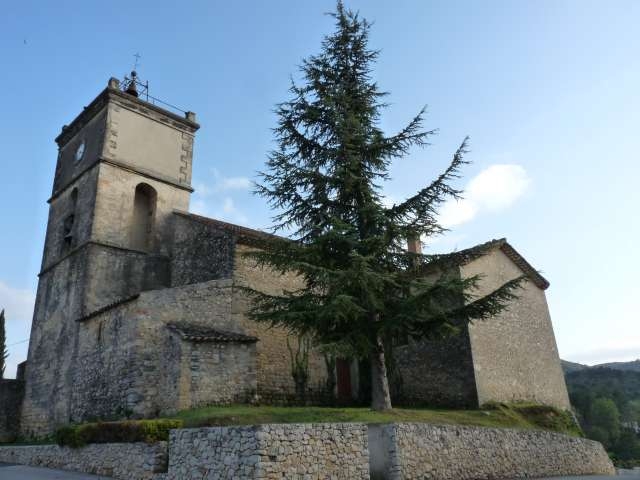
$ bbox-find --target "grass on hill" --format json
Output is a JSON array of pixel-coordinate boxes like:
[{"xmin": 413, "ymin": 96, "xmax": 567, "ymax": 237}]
[
  {"xmin": 2, "ymin": 403, "xmax": 580, "ymax": 447},
  {"xmin": 166, "ymin": 403, "xmax": 582, "ymax": 436}
]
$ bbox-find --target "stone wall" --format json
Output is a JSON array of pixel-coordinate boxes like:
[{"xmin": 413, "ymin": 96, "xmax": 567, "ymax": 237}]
[
  {"xmin": 0, "ymin": 380, "xmax": 24, "ymax": 442},
  {"xmin": 170, "ymin": 212, "xmax": 235, "ymax": 286},
  {"xmin": 463, "ymin": 248, "xmax": 571, "ymax": 409},
  {"xmin": 232, "ymin": 244, "xmax": 332, "ymax": 403},
  {"xmin": 0, "ymin": 441, "xmax": 167, "ymax": 480},
  {"xmin": 166, "ymin": 424, "xmax": 369, "ymax": 480},
  {"xmin": 393, "ymin": 334, "xmax": 478, "ymax": 408},
  {"xmin": 392, "ymin": 245, "xmax": 571, "ymax": 411},
  {"xmin": 71, "ymin": 279, "xmax": 241, "ymax": 421},
  {"xmin": 372, "ymin": 423, "xmax": 615, "ymax": 480},
  {"xmin": 169, "ymin": 332, "xmax": 257, "ymax": 407},
  {"xmin": 0, "ymin": 423, "xmax": 615, "ymax": 480},
  {"xmin": 21, "ymin": 247, "xmax": 92, "ymax": 436},
  {"xmin": 92, "ymin": 162, "xmax": 190, "ymax": 257}
]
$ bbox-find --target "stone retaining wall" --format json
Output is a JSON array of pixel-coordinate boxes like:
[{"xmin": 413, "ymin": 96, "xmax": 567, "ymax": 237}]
[
  {"xmin": 373, "ymin": 423, "xmax": 615, "ymax": 479},
  {"xmin": 167, "ymin": 423, "xmax": 369, "ymax": 479},
  {"xmin": 0, "ymin": 441, "xmax": 167, "ymax": 480},
  {"xmin": 0, "ymin": 423, "xmax": 615, "ymax": 479}
]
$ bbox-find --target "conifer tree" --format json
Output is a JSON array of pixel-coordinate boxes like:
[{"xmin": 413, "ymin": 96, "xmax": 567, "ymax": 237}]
[
  {"xmin": 248, "ymin": 1, "xmax": 522, "ymax": 410},
  {"xmin": 0, "ymin": 309, "xmax": 7, "ymax": 379}
]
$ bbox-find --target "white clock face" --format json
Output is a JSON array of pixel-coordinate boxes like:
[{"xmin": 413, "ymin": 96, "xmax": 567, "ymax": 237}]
[{"xmin": 74, "ymin": 141, "xmax": 86, "ymax": 163}]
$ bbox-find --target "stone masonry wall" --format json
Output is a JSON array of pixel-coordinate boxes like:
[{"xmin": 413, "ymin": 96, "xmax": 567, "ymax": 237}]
[
  {"xmin": 374, "ymin": 423, "xmax": 614, "ymax": 480},
  {"xmin": 232, "ymin": 244, "xmax": 331, "ymax": 403},
  {"xmin": 0, "ymin": 423, "xmax": 615, "ymax": 480},
  {"xmin": 0, "ymin": 442, "xmax": 167, "ymax": 480},
  {"xmin": 463, "ymin": 248, "xmax": 571, "ymax": 409},
  {"xmin": 21, "ymin": 248, "xmax": 92, "ymax": 436},
  {"xmin": 169, "ymin": 214, "xmax": 333, "ymax": 403},
  {"xmin": 170, "ymin": 213, "xmax": 235, "ymax": 287},
  {"xmin": 71, "ymin": 279, "xmax": 242, "ymax": 421},
  {"xmin": 0, "ymin": 380, "xmax": 24, "ymax": 442},
  {"xmin": 393, "ymin": 334, "xmax": 478, "ymax": 408},
  {"xmin": 170, "ymin": 333, "xmax": 257, "ymax": 407},
  {"xmin": 166, "ymin": 424, "xmax": 369, "ymax": 480}
]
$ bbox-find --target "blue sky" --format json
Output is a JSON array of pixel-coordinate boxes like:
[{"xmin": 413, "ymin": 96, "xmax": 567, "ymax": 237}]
[{"xmin": 1, "ymin": 1, "xmax": 638, "ymax": 377}]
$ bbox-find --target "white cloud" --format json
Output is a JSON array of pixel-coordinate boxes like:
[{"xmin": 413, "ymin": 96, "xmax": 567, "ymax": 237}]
[
  {"xmin": 195, "ymin": 168, "xmax": 252, "ymax": 196},
  {"xmin": 219, "ymin": 176, "xmax": 252, "ymax": 191},
  {"xmin": 0, "ymin": 281, "xmax": 35, "ymax": 323},
  {"xmin": 562, "ymin": 334, "xmax": 640, "ymax": 366},
  {"xmin": 439, "ymin": 164, "xmax": 530, "ymax": 228},
  {"xmin": 191, "ymin": 169, "xmax": 251, "ymax": 225}
]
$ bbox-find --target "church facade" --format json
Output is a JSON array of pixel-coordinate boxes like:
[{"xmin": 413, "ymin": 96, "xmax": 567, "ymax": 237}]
[{"xmin": 6, "ymin": 78, "xmax": 568, "ymax": 437}]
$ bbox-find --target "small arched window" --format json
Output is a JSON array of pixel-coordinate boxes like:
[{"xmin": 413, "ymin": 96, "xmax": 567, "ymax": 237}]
[
  {"xmin": 130, "ymin": 183, "xmax": 157, "ymax": 251},
  {"xmin": 61, "ymin": 188, "xmax": 78, "ymax": 255}
]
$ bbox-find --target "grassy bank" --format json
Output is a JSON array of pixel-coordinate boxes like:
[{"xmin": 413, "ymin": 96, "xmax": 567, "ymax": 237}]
[
  {"xmin": 166, "ymin": 403, "xmax": 581, "ymax": 436},
  {"xmin": 1, "ymin": 403, "xmax": 580, "ymax": 447}
]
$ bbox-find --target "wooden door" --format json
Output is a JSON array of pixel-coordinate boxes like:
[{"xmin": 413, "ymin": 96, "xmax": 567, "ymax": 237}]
[{"xmin": 336, "ymin": 358, "xmax": 352, "ymax": 401}]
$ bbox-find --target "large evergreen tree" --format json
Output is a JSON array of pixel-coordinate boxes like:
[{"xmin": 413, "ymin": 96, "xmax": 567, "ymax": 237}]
[
  {"xmin": 0, "ymin": 309, "xmax": 7, "ymax": 379},
  {"xmin": 248, "ymin": 2, "xmax": 522, "ymax": 410}
]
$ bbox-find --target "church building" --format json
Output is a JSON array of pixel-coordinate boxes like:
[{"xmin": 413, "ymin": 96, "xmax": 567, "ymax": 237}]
[{"xmin": 1, "ymin": 77, "xmax": 569, "ymax": 437}]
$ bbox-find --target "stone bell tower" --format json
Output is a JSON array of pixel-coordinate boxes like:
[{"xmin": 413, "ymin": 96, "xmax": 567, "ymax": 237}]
[{"xmin": 20, "ymin": 75, "xmax": 199, "ymax": 435}]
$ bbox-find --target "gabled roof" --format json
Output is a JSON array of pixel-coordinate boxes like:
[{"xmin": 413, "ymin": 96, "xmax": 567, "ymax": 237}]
[
  {"xmin": 167, "ymin": 323, "xmax": 258, "ymax": 343},
  {"xmin": 174, "ymin": 211, "xmax": 549, "ymax": 290},
  {"xmin": 76, "ymin": 294, "xmax": 140, "ymax": 322},
  {"xmin": 453, "ymin": 238, "xmax": 550, "ymax": 290}
]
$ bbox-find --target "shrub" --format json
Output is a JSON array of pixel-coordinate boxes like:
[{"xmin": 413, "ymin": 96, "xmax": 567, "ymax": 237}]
[
  {"xmin": 482, "ymin": 402, "xmax": 583, "ymax": 436},
  {"xmin": 54, "ymin": 419, "xmax": 183, "ymax": 448}
]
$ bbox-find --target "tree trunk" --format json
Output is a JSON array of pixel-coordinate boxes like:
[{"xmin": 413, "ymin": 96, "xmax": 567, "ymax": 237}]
[{"xmin": 370, "ymin": 333, "xmax": 392, "ymax": 411}]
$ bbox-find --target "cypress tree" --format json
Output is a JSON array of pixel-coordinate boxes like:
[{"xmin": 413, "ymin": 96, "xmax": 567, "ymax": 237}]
[
  {"xmin": 248, "ymin": 1, "xmax": 522, "ymax": 410},
  {"xmin": 0, "ymin": 309, "xmax": 7, "ymax": 379}
]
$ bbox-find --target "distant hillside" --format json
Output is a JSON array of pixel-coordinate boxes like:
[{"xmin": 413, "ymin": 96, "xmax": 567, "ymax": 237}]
[
  {"xmin": 561, "ymin": 359, "xmax": 640, "ymax": 374},
  {"xmin": 561, "ymin": 360, "xmax": 589, "ymax": 373},
  {"xmin": 598, "ymin": 360, "xmax": 640, "ymax": 372},
  {"xmin": 565, "ymin": 367, "xmax": 640, "ymax": 401}
]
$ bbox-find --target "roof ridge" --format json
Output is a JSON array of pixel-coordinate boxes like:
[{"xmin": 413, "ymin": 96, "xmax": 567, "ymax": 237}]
[{"xmin": 167, "ymin": 322, "xmax": 258, "ymax": 343}]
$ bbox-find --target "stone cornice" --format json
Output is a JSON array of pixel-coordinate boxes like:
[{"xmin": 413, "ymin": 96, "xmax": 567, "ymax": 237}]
[
  {"xmin": 38, "ymin": 239, "xmax": 165, "ymax": 277},
  {"xmin": 55, "ymin": 83, "xmax": 199, "ymax": 148},
  {"xmin": 48, "ymin": 156, "xmax": 194, "ymax": 203}
]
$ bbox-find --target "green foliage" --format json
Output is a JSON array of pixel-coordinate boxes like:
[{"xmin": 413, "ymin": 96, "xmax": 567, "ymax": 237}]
[
  {"xmin": 0, "ymin": 309, "xmax": 7, "ymax": 379},
  {"xmin": 566, "ymin": 367, "xmax": 640, "ymax": 465},
  {"xmin": 247, "ymin": 0, "xmax": 523, "ymax": 410},
  {"xmin": 483, "ymin": 402, "xmax": 582, "ymax": 436},
  {"xmin": 612, "ymin": 429, "xmax": 640, "ymax": 462},
  {"xmin": 54, "ymin": 419, "xmax": 183, "ymax": 448},
  {"xmin": 287, "ymin": 335, "xmax": 311, "ymax": 402},
  {"xmin": 588, "ymin": 398, "xmax": 620, "ymax": 447},
  {"xmin": 628, "ymin": 399, "xmax": 640, "ymax": 423}
]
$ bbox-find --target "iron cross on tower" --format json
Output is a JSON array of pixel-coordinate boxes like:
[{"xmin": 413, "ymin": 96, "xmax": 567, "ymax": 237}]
[{"xmin": 133, "ymin": 53, "xmax": 141, "ymax": 72}]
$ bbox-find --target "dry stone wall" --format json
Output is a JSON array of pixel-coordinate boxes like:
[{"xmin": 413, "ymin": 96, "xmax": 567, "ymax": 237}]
[
  {"xmin": 166, "ymin": 424, "xmax": 369, "ymax": 480},
  {"xmin": 0, "ymin": 423, "xmax": 615, "ymax": 480},
  {"xmin": 372, "ymin": 423, "xmax": 615, "ymax": 479},
  {"xmin": 0, "ymin": 441, "xmax": 167, "ymax": 480}
]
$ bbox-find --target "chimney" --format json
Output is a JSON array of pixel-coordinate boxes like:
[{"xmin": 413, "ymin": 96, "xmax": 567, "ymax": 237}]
[{"xmin": 407, "ymin": 235, "xmax": 422, "ymax": 254}]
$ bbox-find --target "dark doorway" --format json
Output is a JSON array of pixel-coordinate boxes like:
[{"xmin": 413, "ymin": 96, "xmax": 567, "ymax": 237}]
[{"xmin": 336, "ymin": 358, "xmax": 352, "ymax": 401}]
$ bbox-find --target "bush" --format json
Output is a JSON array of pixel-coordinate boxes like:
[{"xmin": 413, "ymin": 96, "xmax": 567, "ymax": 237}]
[
  {"xmin": 482, "ymin": 402, "xmax": 582, "ymax": 436},
  {"xmin": 54, "ymin": 419, "xmax": 183, "ymax": 448}
]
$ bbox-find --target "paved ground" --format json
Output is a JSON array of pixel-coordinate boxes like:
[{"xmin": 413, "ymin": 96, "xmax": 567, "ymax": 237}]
[
  {"xmin": 540, "ymin": 477, "xmax": 637, "ymax": 479},
  {"xmin": 0, "ymin": 463, "xmax": 637, "ymax": 480},
  {"xmin": 0, "ymin": 463, "xmax": 111, "ymax": 479}
]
